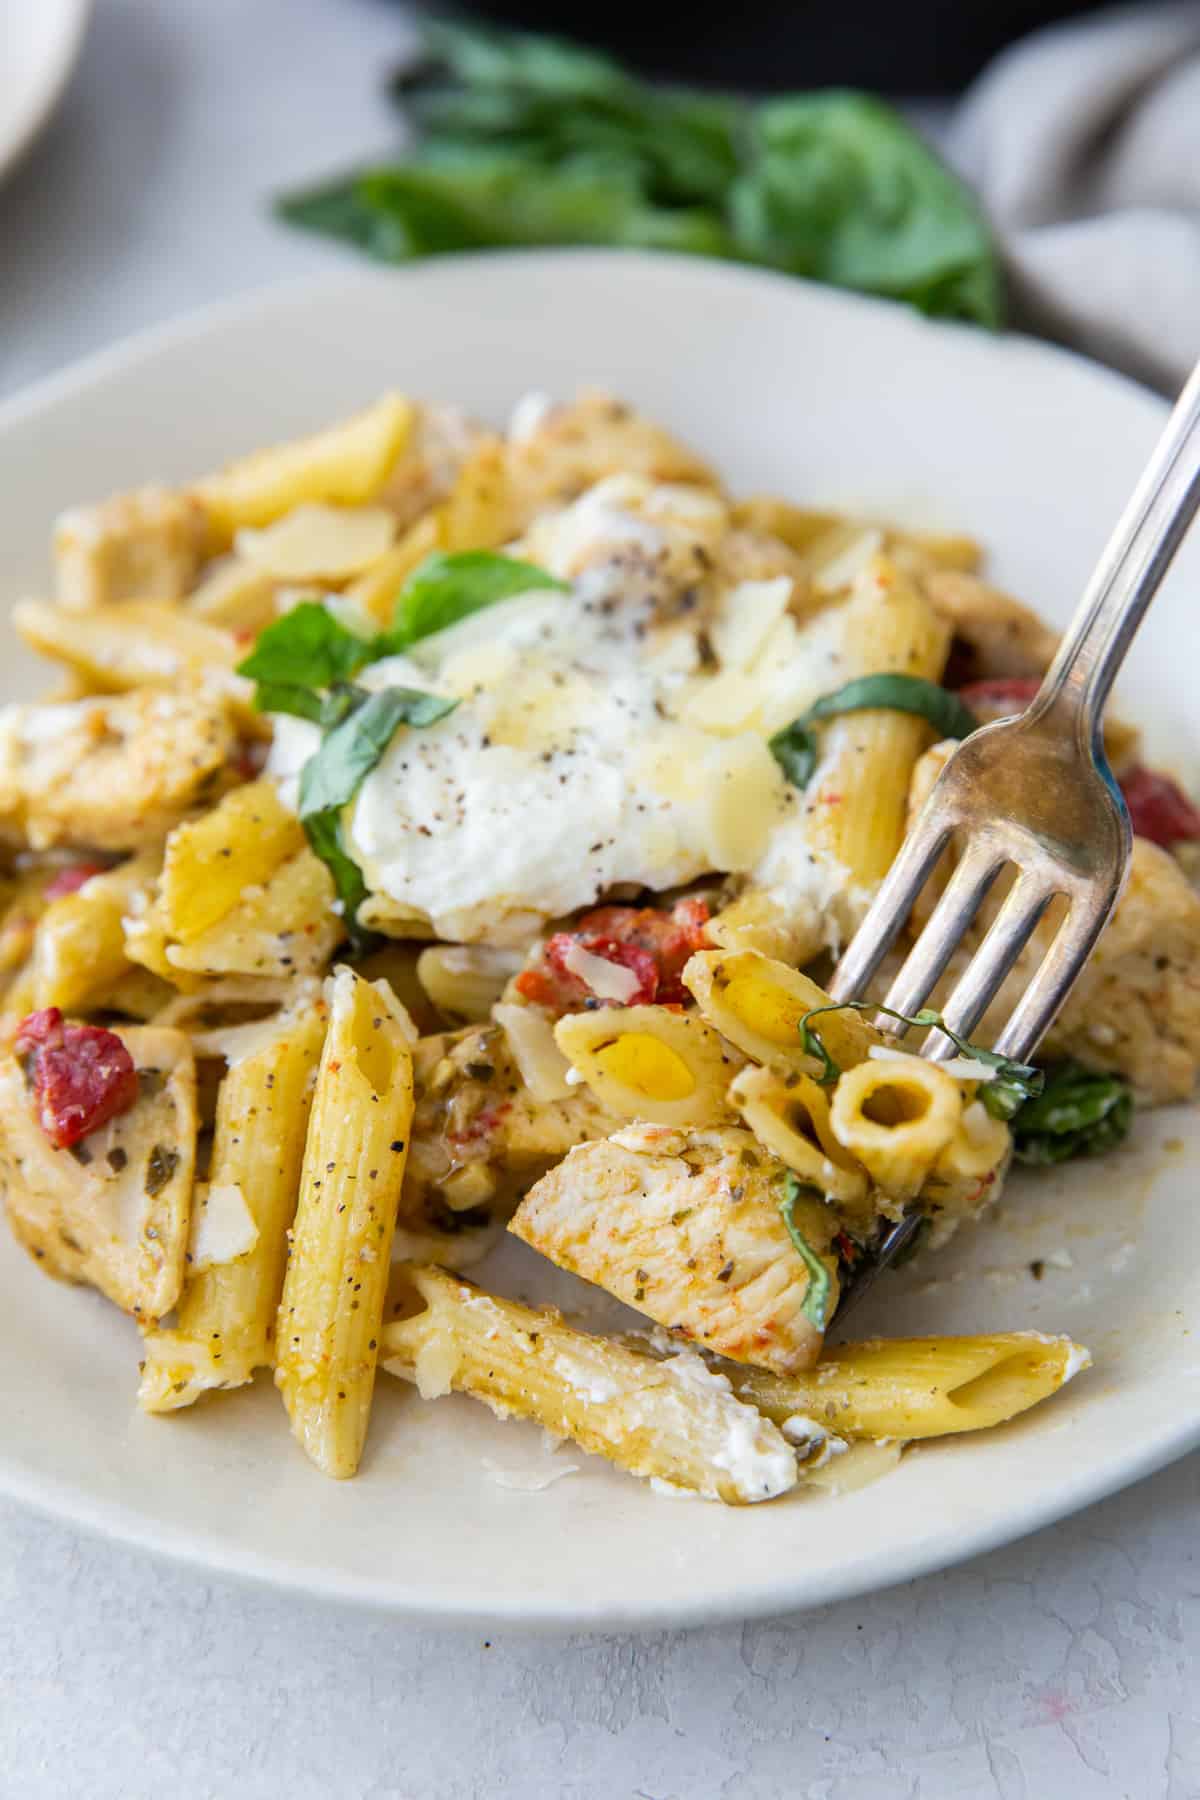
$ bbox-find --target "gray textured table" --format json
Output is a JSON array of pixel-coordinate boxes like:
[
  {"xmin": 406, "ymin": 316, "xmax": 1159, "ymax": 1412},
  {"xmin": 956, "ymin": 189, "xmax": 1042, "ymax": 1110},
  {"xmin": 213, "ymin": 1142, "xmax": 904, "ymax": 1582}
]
[{"xmin": 2, "ymin": 4, "xmax": 1198, "ymax": 1795}]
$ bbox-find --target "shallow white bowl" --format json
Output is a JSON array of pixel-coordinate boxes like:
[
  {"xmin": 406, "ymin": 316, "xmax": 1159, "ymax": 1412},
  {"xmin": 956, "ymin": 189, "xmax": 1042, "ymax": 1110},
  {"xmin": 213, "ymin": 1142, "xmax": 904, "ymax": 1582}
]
[
  {"xmin": 0, "ymin": 252, "xmax": 1197, "ymax": 1629},
  {"xmin": 0, "ymin": 0, "xmax": 90, "ymax": 184}
]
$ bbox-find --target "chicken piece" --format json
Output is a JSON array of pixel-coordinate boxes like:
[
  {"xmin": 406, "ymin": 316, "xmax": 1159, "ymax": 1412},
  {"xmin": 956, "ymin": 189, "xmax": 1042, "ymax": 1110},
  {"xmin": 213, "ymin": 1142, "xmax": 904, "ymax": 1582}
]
[
  {"xmin": 511, "ymin": 1124, "xmax": 839, "ymax": 1373},
  {"xmin": 0, "ymin": 1023, "xmax": 196, "ymax": 1318},
  {"xmin": 904, "ymin": 837, "xmax": 1200, "ymax": 1105},
  {"xmin": 0, "ymin": 686, "xmax": 239, "ymax": 852},
  {"xmin": 505, "ymin": 389, "xmax": 719, "ymax": 522},
  {"xmin": 402, "ymin": 1022, "xmax": 616, "ymax": 1227},
  {"xmin": 1043, "ymin": 838, "xmax": 1200, "ymax": 1102},
  {"xmin": 376, "ymin": 402, "xmax": 487, "ymax": 530},
  {"xmin": 920, "ymin": 569, "xmax": 1059, "ymax": 683},
  {"xmin": 53, "ymin": 486, "xmax": 210, "ymax": 610}
]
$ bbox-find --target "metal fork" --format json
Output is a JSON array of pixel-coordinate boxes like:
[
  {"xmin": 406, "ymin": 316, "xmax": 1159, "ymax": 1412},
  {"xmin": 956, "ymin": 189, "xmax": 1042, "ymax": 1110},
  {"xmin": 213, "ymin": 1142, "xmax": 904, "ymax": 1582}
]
[{"xmin": 830, "ymin": 356, "xmax": 1200, "ymax": 1314}]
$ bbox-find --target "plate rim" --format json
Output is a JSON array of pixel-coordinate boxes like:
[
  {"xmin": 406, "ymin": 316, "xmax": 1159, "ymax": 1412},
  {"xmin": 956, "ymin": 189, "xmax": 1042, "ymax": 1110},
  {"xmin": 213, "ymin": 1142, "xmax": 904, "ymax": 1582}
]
[
  {"xmin": 0, "ymin": 0, "xmax": 92, "ymax": 186},
  {"xmin": 0, "ymin": 248, "xmax": 1192, "ymax": 1629}
]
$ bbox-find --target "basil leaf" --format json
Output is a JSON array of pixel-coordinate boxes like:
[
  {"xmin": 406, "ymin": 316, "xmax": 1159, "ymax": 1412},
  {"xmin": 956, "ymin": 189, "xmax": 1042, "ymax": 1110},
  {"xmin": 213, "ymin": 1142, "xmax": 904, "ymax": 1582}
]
[
  {"xmin": 298, "ymin": 685, "xmax": 458, "ymax": 939},
  {"xmin": 770, "ymin": 675, "xmax": 978, "ymax": 793},
  {"xmin": 803, "ymin": 675, "xmax": 978, "ymax": 743},
  {"xmin": 250, "ymin": 681, "xmax": 325, "ymax": 724},
  {"xmin": 299, "ymin": 687, "xmax": 458, "ymax": 818},
  {"xmin": 387, "ymin": 550, "xmax": 568, "ymax": 650},
  {"xmin": 768, "ymin": 720, "xmax": 819, "ymax": 791},
  {"xmin": 795, "ymin": 999, "xmax": 1044, "ymax": 1118},
  {"xmin": 277, "ymin": 24, "xmax": 1003, "ymax": 329},
  {"xmin": 1012, "ymin": 1062, "xmax": 1133, "ymax": 1166},
  {"xmin": 302, "ymin": 809, "xmax": 371, "ymax": 940},
  {"xmin": 237, "ymin": 601, "xmax": 375, "ymax": 691},
  {"xmin": 728, "ymin": 94, "xmax": 1003, "ymax": 327},
  {"xmin": 777, "ymin": 1173, "xmax": 832, "ymax": 1331}
]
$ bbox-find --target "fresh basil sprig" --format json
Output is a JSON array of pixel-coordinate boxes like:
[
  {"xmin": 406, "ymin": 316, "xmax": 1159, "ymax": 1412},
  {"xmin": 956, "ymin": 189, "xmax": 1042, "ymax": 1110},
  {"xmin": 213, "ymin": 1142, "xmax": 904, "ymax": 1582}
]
[
  {"xmin": 769, "ymin": 675, "xmax": 979, "ymax": 793},
  {"xmin": 389, "ymin": 550, "xmax": 567, "ymax": 650},
  {"xmin": 236, "ymin": 552, "xmax": 565, "ymax": 715},
  {"xmin": 1012, "ymin": 1061, "xmax": 1133, "ymax": 1165},
  {"xmin": 276, "ymin": 21, "xmax": 1003, "ymax": 329},
  {"xmin": 777, "ymin": 1172, "xmax": 833, "ymax": 1330},
  {"xmin": 796, "ymin": 999, "xmax": 1043, "ymax": 1120},
  {"xmin": 298, "ymin": 686, "xmax": 458, "ymax": 937}
]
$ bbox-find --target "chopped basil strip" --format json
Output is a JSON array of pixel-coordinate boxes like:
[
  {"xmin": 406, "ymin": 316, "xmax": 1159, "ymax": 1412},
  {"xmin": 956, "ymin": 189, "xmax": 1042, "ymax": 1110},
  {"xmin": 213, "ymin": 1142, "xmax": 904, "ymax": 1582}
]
[
  {"xmin": 387, "ymin": 550, "xmax": 568, "ymax": 650},
  {"xmin": 298, "ymin": 686, "xmax": 458, "ymax": 939},
  {"xmin": 796, "ymin": 999, "xmax": 1043, "ymax": 1119},
  {"xmin": 1012, "ymin": 1062, "xmax": 1133, "ymax": 1165},
  {"xmin": 777, "ymin": 1172, "xmax": 832, "ymax": 1331},
  {"xmin": 237, "ymin": 600, "xmax": 375, "ymax": 692},
  {"xmin": 250, "ymin": 681, "xmax": 326, "ymax": 724},
  {"xmin": 770, "ymin": 675, "xmax": 979, "ymax": 792}
]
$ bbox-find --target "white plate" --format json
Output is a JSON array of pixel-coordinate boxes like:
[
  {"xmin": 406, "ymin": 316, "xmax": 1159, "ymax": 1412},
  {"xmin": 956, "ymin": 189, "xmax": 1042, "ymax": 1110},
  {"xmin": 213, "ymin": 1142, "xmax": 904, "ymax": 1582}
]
[
  {"xmin": 0, "ymin": 253, "xmax": 1197, "ymax": 1629},
  {"xmin": 0, "ymin": 0, "xmax": 90, "ymax": 184}
]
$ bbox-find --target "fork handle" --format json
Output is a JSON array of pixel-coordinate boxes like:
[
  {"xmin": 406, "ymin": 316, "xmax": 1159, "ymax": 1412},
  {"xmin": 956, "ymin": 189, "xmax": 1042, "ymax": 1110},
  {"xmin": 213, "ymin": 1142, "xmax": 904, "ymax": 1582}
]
[{"xmin": 1032, "ymin": 357, "xmax": 1200, "ymax": 746}]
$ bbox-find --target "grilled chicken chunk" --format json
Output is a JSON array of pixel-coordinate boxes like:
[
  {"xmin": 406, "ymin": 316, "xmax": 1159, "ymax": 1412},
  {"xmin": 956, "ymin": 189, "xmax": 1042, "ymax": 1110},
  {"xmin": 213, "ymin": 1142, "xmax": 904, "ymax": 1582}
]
[
  {"xmin": 0, "ymin": 686, "xmax": 239, "ymax": 852},
  {"xmin": 510, "ymin": 1124, "xmax": 839, "ymax": 1373}
]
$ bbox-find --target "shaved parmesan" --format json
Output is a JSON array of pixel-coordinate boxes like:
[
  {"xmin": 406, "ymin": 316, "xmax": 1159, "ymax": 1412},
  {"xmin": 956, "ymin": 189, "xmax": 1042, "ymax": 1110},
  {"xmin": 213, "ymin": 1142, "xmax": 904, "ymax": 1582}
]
[
  {"xmin": 188, "ymin": 1182, "xmax": 258, "ymax": 1272},
  {"xmin": 868, "ymin": 1044, "xmax": 998, "ymax": 1083},
  {"xmin": 559, "ymin": 942, "xmax": 642, "ymax": 1003},
  {"xmin": 236, "ymin": 503, "xmax": 396, "ymax": 580}
]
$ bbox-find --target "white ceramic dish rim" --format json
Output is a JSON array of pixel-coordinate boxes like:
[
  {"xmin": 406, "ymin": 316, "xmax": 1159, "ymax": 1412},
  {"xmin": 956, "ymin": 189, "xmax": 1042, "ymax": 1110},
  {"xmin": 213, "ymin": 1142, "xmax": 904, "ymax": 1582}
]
[
  {"xmin": 0, "ymin": 0, "xmax": 91, "ymax": 184},
  {"xmin": 0, "ymin": 251, "xmax": 1195, "ymax": 1631}
]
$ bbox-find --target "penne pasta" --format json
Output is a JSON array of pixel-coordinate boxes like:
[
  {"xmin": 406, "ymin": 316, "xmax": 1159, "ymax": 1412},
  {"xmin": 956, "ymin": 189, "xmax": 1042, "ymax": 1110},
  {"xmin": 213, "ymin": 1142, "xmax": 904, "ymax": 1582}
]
[
  {"xmin": 30, "ymin": 852, "xmax": 160, "ymax": 1013},
  {"xmin": 554, "ymin": 1004, "xmax": 743, "ymax": 1127},
  {"xmin": 684, "ymin": 948, "xmax": 882, "ymax": 1077},
  {"xmin": 829, "ymin": 1053, "xmax": 965, "ymax": 1203},
  {"xmin": 726, "ymin": 1332, "xmax": 1090, "ymax": 1441},
  {"xmin": 274, "ymin": 967, "xmax": 416, "ymax": 1477},
  {"xmin": 13, "ymin": 599, "xmax": 239, "ymax": 693},
  {"xmin": 139, "ymin": 995, "xmax": 329, "ymax": 1411},
  {"xmin": 381, "ymin": 1264, "xmax": 798, "ymax": 1504}
]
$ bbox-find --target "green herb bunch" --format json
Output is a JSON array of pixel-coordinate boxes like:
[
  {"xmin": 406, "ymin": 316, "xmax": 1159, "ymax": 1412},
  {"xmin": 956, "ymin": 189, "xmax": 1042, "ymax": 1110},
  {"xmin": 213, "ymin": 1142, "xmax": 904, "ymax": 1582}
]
[{"xmin": 277, "ymin": 20, "xmax": 1003, "ymax": 329}]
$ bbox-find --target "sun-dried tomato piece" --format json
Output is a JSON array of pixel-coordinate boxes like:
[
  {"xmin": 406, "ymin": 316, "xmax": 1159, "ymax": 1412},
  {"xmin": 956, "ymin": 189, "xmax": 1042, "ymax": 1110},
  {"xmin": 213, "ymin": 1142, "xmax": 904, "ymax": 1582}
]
[
  {"xmin": 14, "ymin": 1007, "xmax": 139, "ymax": 1150},
  {"xmin": 954, "ymin": 677, "xmax": 1040, "ymax": 719},
  {"xmin": 517, "ymin": 898, "xmax": 713, "ymax": 1017},
  {"xmin": 42, "ymin": 862, "xmax": 108, "ymax": 902},
  {"xmin": 1119, "ymin": 764, "xmax": 1200, "ymax": 848}
]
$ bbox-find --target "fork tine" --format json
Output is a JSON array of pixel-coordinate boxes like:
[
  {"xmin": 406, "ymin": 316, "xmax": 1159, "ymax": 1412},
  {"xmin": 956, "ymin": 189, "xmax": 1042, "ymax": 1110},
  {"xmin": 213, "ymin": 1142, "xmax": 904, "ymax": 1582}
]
[
  {"xmin": 829, "ymin": 817, "xmax": 955, "ymax": 1003},
  {"xmin": 991, "ymin": 894, "xmax": 1119, "ymax": 1062},
  {"xmin": 933, "ymin": 874, "xmax": 1056, "ymax": 1044},
  {"xmin": 876, "ymin": 843, "xmax": 1005, "ymax": 1024}
]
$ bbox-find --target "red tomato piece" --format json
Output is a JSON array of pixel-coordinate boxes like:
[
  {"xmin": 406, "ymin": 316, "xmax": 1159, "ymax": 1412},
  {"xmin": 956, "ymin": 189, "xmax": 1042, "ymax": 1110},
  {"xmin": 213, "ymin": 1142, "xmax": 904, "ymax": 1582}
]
[
  {"xmin": 13, "ymin": 1007, "xmax": 139, "ymax": 1150},
  {"xmin": 42, "ymin": 862, "xmax": 107, "ymax": 901},
  {"xmin": 955, "ymin": 677, "xmax": 1041, "ymax": 718},
  {"xmin": 1119, "ymin": 764, "xmax": 1200, "ymax": 848},
  {"xmin": 517, "ymin": 899, "xmax": 713, "ymax": 1017}
]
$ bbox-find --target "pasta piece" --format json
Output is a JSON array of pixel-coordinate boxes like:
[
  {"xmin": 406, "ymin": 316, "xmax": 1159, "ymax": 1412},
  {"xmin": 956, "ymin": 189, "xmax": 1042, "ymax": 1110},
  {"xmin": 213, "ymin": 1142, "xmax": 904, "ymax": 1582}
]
[
  {"xmin": 727, "ymin": 1333, "xmax": 1089, "ymax": 1441},
  {"xmin": 13, "ymin": 599, "xmax": 239, "ymax": 692},
  {"xmin": 274, "ymin": 968, "xmax": 415, "ymax": 1478},
  {"xmin": 803, "ymin": 556, "xmax": 950, "ymax": 927},
  {"xmin": 510, "ymin": 1124, "xmax": 839, "ymax": 1373},
  {"xmin": 0, "ymin": 686, "xmax": 239, "ymax": 852},
  {"xmin": 416, "ymin": 944, "xmax": 523, "ymax": 1023},
  {"xmin": 159, "ymin": 778, "xmax": 305, "ymax": 942},
  {"xmin": 195, "ymin": 392, "xmax": 414, "ymax": 544},
  {"xmin": 234, "ymin": 505, "xmax": 397, "ymax": 582},
  {"xmin": 158, "ymin": 848, "xmax": 340, "ymax": 980},
  {"xmin": 139, "ymin": 996, "xmax": 329, "ymax": 1411},
  {"xmin": 554, "ymin": 1005, "xmax": 744, "ymax": 1127},
  {"xmin": 684, "ymin": 949, "xmax": 882, "ymax": 1077},
  {"xmin": 728, "ymin": 1064, "xmax": 870, "ymax": 1218},
  {"xmin": 0, "ymin": 1024, "xmax": 196, "ymax": 1318},
  {"xmin": 922, "ymin": 1099, "xmax": 1012, "ymax": 1228},
  {"xmin": 53, "ymin": 486, "xmax": 210, "ymax": 609},
  {"xmin": 380, "ymin": 1264, "xmax": 798, "ymax": 1504},
  {"xmin": 829, "ymin": 1053, "xmax": 964, "ymax": 1204},
  {"xmin": 30, "ymin": 852, "xmax": 160, "ymax": 1012}
]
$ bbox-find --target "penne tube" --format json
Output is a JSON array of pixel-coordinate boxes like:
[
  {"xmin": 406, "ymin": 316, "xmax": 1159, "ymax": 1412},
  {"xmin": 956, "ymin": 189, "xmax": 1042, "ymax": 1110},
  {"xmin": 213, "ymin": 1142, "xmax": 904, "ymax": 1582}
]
[
  {"xmin": 728, "ymin": 1063, "xmax": 870, "ymax": 1216},
  {"xmin": 138, "ymin": 996, "xmax": 329, "ymax": 1412},
  {"xmin": 726, "ymin": 1332, "xmax": 1090, "ymax": 1441},
  {"xmin": 274, "ymin": 967, "xmax": 415, "ymax": 1477},
  {"xmin": 554, "ymin": 1004, "xmax": 743, "ymax": 1127},
  {"xmin": 380, "ymin": 1264, "xmax": 798, "ymax": 1505},
  {"xmin": 30, "ymin": 852, "xmax": 160, "ymax": 1012},
  {"xmin": 829, "ymin": 1054, "xmax": 963, "ymax": 1203},
  {"xmin": 13, "ymin": 598, "xmax": 239, "ymax": 693},
  {"xmin": 684, "ymin": 948, "xmax": 883, "ymax": 1077}
]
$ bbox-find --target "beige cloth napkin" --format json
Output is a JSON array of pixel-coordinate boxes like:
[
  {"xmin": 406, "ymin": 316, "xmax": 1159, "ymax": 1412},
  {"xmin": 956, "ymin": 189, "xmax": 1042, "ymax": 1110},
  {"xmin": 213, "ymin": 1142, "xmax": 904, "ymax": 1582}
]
[{"xmin": 952, "ymin": 3, "xmax": 1200, "ymax": 391}]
